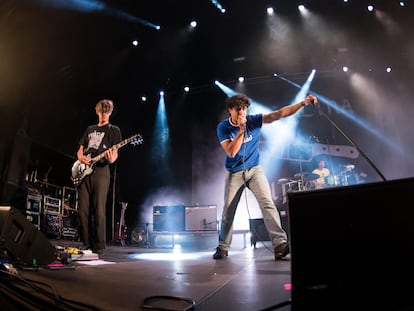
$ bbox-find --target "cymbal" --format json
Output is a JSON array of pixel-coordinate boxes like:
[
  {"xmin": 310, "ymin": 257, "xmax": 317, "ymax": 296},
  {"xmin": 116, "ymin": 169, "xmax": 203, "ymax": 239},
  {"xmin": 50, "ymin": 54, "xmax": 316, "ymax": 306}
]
[{"xmin": 343, "ymin": 164, "xmax": 355, "ymax": 171}]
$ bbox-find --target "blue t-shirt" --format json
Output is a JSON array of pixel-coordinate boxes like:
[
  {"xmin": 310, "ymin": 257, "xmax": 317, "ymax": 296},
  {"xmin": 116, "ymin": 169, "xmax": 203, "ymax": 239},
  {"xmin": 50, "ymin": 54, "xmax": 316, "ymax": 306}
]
[{"xmin": 217, "ymin": 114, "xmax": 263, "ymax": 173}]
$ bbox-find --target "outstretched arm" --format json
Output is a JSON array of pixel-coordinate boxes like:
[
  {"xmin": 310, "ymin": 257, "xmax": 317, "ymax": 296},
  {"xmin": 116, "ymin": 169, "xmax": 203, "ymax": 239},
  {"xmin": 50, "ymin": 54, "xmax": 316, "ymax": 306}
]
[{"xmin": 263, "ymin": 94, "xmax": 318, "ymax": 124}]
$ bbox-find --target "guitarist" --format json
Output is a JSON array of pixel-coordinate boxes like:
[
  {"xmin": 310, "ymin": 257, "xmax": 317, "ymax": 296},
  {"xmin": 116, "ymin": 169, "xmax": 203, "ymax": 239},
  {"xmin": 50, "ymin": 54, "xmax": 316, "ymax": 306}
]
[{"xmin": 76, "ymin": 99, "xmax": 122, "ymax": 257}]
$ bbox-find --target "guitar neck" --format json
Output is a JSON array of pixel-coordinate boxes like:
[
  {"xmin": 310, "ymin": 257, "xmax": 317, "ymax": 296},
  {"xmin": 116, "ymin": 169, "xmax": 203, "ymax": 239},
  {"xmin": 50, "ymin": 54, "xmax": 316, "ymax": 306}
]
[{"xmin": 90, "ymin": 137, "xmax": 134, "ymax": 163}]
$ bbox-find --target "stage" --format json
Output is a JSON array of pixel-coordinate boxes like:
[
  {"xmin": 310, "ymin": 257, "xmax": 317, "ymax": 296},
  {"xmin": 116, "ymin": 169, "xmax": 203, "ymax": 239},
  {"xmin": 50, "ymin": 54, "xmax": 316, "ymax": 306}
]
[{"xmin": 0, "ymin": 237, "xmax": 291, "ymax": 311}]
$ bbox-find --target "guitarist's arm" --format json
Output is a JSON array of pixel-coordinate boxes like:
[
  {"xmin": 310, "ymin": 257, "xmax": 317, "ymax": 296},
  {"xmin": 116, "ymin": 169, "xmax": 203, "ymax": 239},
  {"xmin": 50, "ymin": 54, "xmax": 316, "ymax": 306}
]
[
  {"xmin": 77, "ymin": 145, "xmax": 91, "ymax": 165},
  {"xmin": 105, "ymin": 148, "xmax": 118, "ymax": 164}
]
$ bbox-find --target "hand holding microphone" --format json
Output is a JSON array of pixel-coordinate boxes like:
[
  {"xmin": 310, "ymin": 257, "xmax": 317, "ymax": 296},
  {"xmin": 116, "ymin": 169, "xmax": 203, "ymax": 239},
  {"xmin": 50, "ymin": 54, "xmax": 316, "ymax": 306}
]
[
  {"xmin": 305, "ymin": 94, "xmax": 318, "ymax": 106},
  {"xmin": 238, "ymin": 115, "xmax": 247, "ymax": 131}
]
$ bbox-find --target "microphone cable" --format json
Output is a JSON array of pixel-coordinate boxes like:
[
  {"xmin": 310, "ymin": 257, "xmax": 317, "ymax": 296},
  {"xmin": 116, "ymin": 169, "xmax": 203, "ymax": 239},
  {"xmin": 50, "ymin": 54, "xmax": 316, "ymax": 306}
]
[
  {"xmin": 141, "ymin": 295, "xmax": 195, "ymax": 311},
  {"xmin": 240, "ymin": 124, "xmax": 274, "ymax": 254}
]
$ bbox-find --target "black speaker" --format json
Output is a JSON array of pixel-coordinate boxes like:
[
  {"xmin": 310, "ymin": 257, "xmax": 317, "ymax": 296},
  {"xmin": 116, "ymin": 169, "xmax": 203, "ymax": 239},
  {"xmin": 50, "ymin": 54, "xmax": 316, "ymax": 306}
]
[
  {"xmin": 153, "ymin": 205, "xmax": 185, "ymax": 232},
  {"xmin": 249, "ymin": 218, "xmax": 270, "ymax": 247},
  {"xmin": 0, "ymin": 205, "xmax": 56, "ymax": 266},
  {"xmin": 288, "ymin": 178, "xmax": 414, "ymax": 311}
]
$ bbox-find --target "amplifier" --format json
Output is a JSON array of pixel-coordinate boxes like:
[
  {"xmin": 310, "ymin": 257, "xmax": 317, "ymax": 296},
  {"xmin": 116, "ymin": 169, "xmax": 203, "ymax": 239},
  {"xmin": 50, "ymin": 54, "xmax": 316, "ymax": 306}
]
[
  {"xmin": 153, "ymin": 205, "xmax": 185, "ymax": 232},
  {"xmin": 26, "ymin": 194, "xmax": 42, "ymax": 213},
  {"xmin": 185, "ymin": 205, "xmax": 217, "ymax": 231},
  {"xmin": 43, "ymin": 196, "xmax": 61, "ymax": 213}
]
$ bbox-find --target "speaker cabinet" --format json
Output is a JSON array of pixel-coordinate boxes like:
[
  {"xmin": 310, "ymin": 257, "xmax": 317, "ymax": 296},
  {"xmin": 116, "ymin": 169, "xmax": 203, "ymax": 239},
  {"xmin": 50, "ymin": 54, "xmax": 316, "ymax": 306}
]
[
  {"xmin": 153, "ymin": 205, "xmax": 185, "ymax": 232},
  {"xmin": 249, "ymin": 209, "xmax": 289, "ymax": 247},
  {"xmin": 0, "ymin": 205, "xmax": 56, "ymax": 266},
  {"xmin": 249, "ymin": 218, "xmax": 270, "ymax": 247},
  {"xmin": 288, "ymin": 178, "xmax": 414, "ymax": 311},
  {"xmin": 185, "ymin": 205, "xmax": 217, "ymax": 231}
]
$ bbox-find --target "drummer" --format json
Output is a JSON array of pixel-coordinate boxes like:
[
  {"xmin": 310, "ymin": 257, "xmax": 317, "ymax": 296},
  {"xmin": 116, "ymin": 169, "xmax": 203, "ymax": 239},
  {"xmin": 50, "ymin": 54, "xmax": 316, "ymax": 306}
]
[{"xmin": 312, "ymin": 159, "xmax": 330, "ymax": 188}]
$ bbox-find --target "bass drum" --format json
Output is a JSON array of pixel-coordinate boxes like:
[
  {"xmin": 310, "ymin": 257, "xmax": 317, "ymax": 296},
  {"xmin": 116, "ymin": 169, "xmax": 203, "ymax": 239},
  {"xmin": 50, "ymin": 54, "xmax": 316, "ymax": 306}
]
[{"xmin": 325, "ymin": 175, "xmax": 341, "ymax": 187}]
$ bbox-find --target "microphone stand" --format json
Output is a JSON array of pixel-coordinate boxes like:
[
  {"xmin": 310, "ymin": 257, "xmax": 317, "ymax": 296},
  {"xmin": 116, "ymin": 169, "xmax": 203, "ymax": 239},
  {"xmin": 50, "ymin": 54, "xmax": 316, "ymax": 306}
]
[{"xmin": 316, "ymin": 108, "xmax": 386, "ymax": 182}]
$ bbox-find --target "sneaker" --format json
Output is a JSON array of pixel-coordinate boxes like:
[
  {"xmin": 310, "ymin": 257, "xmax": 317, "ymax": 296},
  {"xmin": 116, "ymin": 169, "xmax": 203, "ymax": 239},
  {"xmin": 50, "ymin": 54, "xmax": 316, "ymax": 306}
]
[
  {"xmin": 274, "ymin": 242, "xmax": 289, "ymax": 260},
  {"xmin": 212, "ymin": 247, "xmax": 228, "ymax": 259}
]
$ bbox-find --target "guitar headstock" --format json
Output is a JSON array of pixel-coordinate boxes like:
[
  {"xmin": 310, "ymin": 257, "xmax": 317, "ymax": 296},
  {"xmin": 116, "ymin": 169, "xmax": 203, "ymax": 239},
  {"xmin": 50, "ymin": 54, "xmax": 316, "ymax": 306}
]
[{"xmin": 130, "ymin": 134, "xmax": 143, "ymax": 146}]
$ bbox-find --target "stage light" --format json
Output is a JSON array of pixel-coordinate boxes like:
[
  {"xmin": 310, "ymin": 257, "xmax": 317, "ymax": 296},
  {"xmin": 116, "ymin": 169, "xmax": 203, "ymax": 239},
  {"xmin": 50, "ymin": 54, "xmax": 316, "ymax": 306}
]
[
  {"xmin": 184, "ymin": 86, "xmax": 190, "ymax": 92},
  {"xmin": 132, "ymin": 40, "xmax": 138, "ymax": 46},
  {"xmin": 211, "ymin": 0, "xmax": 226, "ymax": 13},
  {"xmin": 343, "ymin": 66, "xmax": 349, "ymax": 72},
  {"xmin": 190, "ymin": 20, "xmax": 197, "ymax": 28},
  {"xmin": 368, "ymin": 5, "xmax": 374, "ymax": 12},
  {"xmin": 386, "ymin": 67, "xmax": 392, "ymax": 73},
  {"xmin": 238, "ymin": 76, "xmax": 245, "ymax": 83},
  {"xmin": 266, "ymin": 7, "xmax": 274, "ymax": 15}
]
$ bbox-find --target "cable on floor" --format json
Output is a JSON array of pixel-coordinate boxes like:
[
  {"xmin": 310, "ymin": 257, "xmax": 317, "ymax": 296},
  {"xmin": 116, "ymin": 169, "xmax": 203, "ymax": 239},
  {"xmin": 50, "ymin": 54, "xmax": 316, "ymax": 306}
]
[{"xmin": 141, "ymin": 295, "xmax": 195, "ymax": 311}]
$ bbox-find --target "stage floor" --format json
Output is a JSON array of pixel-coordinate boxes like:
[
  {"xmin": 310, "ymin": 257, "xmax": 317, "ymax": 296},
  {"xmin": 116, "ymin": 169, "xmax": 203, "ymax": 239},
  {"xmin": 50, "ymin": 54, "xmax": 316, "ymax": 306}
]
[{"xmin": 1, "ymin": 236, "xmax": 292, "ymax": 311}]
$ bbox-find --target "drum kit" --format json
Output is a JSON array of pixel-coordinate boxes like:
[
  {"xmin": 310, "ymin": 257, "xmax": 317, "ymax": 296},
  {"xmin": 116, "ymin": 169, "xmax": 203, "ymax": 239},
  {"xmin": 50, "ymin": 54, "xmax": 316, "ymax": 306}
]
[{"xmin": 277, "ymin": 164, "xmax": 357, "ymax": 198}]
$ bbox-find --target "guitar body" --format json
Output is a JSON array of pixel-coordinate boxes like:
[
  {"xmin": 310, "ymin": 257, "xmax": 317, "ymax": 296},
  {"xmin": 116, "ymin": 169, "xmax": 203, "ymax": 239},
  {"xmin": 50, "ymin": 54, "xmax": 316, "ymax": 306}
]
[
  {"xmin": 71, "ymin": 134, "xmax": 143, "ymax": 187},
  {"xmin": 71, "ymin": 160, "xmax": 94, "ymax": 186},
  {"xmin": 115, "ymin": 222, "xmax": 128, "ymax": 246}
]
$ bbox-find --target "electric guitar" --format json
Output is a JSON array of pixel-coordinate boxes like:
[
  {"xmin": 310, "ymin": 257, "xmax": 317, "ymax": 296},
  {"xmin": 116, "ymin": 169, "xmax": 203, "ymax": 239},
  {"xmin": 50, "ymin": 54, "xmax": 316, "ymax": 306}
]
[
  {"xmin": 71, "ymin": 134, "xmax": 143, "ymax": 186},
  {"xmin": 115, "ymin": 202, "xmax": 128, "ymax": 246}
]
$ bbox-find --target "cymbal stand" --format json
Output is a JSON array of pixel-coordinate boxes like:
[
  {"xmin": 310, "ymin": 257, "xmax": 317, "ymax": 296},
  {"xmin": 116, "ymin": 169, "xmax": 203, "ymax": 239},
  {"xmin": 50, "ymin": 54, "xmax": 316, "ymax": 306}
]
[{"xmin": 298, "ymin": 160, "xmax": 305, "ymax": 191}]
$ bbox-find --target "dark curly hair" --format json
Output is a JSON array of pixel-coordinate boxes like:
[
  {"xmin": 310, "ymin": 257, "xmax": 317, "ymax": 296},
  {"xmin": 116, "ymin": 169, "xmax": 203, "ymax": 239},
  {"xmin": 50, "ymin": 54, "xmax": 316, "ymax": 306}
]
[{"xmin": 225, "ymin": 93, "xmax": 250, "ymax": 110}]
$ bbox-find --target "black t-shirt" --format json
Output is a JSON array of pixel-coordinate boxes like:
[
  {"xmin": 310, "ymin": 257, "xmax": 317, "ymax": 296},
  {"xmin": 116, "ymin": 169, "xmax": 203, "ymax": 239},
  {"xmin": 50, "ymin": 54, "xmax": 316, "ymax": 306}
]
[{"xmin": 79, "ymin": 124, "xmax": 122, "ymax": 167}]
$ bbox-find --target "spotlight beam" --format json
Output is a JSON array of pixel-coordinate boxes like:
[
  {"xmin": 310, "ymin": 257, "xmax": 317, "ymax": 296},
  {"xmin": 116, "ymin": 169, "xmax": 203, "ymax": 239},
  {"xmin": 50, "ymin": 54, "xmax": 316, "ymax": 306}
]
[
  {"xmin": 33, "ymin": 0, "xmax": 160, "ymax": 29},
  {"xmin": 274, "ymin": 74, "xmax": 408, "ymax": 161}
]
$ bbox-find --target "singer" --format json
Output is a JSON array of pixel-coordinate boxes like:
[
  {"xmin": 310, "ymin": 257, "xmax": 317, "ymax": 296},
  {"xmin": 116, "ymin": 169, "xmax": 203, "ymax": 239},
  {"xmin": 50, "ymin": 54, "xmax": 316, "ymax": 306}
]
[{"xmin": 213, "ymin": 93, "xmax": 318, "ymax": 260}]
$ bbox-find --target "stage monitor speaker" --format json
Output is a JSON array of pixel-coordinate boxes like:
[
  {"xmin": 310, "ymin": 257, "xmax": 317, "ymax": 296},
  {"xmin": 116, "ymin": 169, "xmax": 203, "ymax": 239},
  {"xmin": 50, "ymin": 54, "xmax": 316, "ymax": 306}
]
[
  {"xmin": 153, "ymin": 205, "xmax": 185, "ymax": 232},
  {"xmin": 0, "ymin": 205, "xmax": 56, "ymax": 266},
  {"xmin": 288, "ymin": 177, "xmax": 414, "ymax": 311}
]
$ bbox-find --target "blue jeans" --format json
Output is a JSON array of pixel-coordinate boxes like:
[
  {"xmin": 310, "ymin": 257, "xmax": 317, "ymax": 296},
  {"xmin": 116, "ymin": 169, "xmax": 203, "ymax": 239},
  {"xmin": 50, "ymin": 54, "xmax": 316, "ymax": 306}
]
[{"xmin": 218, "ymin": 165, "xmax": 288, "ymax": 250}]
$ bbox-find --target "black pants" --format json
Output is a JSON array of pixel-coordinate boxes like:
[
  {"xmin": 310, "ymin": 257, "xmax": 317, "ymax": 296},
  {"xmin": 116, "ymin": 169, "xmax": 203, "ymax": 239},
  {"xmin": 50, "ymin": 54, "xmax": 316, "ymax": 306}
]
[{"xmin": 78, "ymin": 166, "xmax": 110, "ymax": 251}]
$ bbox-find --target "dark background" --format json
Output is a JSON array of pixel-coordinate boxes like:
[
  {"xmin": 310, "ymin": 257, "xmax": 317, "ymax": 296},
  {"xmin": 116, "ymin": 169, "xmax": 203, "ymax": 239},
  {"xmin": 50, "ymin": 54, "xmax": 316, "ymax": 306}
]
[{"xmin": 1, "ymin": 0, "xmax": 413, "ymax": 234}]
